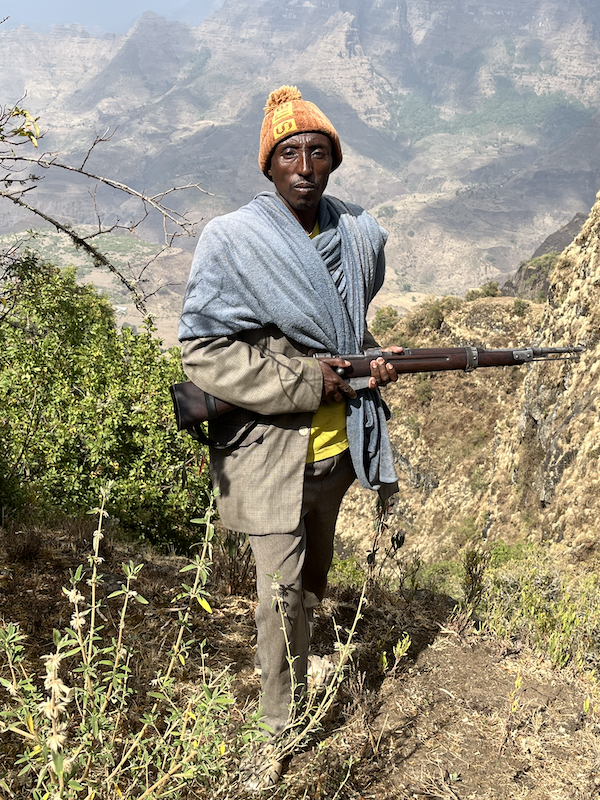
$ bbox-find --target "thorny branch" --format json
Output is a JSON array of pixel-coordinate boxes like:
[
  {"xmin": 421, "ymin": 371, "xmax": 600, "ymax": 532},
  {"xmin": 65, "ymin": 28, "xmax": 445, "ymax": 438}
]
[
  {"xmin": 3, "ymin": 152, "xmax": 210, "ymax": 238},
  {"xmin": 1, "ymin": 103, "xmax": 211, "ymax": 315},
  {"xmin": 0, "ymin": 191, "xmax": 148, "ymax": 313}
]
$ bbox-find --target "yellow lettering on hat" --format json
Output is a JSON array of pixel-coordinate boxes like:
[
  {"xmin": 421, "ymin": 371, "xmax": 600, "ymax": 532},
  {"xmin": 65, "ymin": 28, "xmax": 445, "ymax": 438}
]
[
  {"xmin": 273, "ymin": 119, "xmax": 298, "ymax": 140},
  {"xmin": 272, "ymin": 102, "xmax": 294, "ymax": 123}
]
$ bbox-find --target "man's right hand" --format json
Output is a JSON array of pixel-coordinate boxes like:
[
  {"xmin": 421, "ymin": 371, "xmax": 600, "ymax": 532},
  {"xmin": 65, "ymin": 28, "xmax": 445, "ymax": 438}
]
[{"xmin": 318, "ymin": 358, "xmax": 357, "ymax": 404}]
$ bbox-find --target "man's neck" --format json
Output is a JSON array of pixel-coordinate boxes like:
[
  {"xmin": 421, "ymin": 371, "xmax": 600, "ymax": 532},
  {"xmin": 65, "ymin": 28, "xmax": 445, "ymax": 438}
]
[
  {"xmin": 294, "ymin": 208, "xmax": 318, "ymax": 233},
  {"xmin": 276, "ymin": 193, "xmax": 319, "ymax": 233}
]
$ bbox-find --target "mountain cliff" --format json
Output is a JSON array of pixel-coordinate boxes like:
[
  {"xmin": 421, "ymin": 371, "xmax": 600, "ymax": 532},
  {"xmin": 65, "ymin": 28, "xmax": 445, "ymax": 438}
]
[
  {"xmin": 1, "ymin": 1, "xmax": 600, "ymax": 297},
  {"xmin": 494, "ymin": 194, "xmax": 600, "ymax": 552},
  {"xmin": 337, "ymin": 189, "xmax": 600, "ymax": 563}
]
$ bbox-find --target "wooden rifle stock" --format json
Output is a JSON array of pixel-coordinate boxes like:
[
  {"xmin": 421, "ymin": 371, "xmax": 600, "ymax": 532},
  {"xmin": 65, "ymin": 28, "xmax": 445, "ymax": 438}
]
[{"xmin": 170, "ymin": 344, "xmax": 582, "ymax": 432}]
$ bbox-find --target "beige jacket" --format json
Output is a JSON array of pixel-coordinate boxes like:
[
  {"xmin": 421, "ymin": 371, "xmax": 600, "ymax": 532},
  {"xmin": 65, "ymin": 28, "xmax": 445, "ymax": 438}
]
[
  {"xmin": 181, "ymin": 325, "xmax": 378, "ymax": 534},
  {"xmin": 181, "ymin": 325, "xmax": 322, "ymax": 534}
]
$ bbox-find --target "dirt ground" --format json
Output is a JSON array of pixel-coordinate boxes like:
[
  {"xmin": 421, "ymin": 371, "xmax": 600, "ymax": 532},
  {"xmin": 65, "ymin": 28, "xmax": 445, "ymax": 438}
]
[{"xmin": 0, "ymin": 524, "xmax": 598, "ymax": 800}]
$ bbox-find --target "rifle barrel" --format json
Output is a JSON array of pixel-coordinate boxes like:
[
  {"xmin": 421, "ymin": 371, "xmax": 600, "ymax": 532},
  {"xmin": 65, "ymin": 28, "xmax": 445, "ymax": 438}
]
[{"xmin": 533, "ymin": 346, "xmax": 584, "ymax": 356}]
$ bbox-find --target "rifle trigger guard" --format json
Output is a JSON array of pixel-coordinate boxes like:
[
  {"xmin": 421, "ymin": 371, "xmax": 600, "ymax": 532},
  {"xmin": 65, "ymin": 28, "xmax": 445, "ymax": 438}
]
[{"xmin": 465, "ymin": 346, "xmax": 479, "ymax": 372}]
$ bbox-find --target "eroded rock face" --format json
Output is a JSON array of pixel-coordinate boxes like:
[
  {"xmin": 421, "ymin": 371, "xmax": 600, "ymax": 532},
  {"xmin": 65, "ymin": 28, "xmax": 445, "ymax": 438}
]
[
  {"xmin": 502, "ymin": 213, "xmax": 587, "ymax": 300},
  {"xmin": 495, "ymin": 193, "xmax": 600, "ymax": 549},
  {"xmin": 338, "ymin": 203, "xmax": 600, "ymax": 560}
]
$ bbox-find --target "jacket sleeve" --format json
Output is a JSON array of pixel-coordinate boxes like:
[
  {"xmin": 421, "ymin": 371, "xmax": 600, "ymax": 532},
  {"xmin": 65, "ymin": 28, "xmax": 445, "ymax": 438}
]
[{"xmin": 180, "ymin": 334, "xmax": 324, "ymax": 416}]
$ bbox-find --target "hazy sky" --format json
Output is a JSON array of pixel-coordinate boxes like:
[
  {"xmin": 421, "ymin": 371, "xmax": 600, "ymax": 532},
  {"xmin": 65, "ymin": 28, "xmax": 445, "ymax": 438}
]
[{"xmin": 1, "ymin": 0, "xmax": 222, "ymax": 34}]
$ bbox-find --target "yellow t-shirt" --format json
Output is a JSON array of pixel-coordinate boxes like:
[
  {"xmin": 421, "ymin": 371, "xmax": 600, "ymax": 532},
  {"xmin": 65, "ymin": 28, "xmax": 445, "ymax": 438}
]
[{"xmin": 306, "ymin": 220, "xmax": 350, "ymax": 463}]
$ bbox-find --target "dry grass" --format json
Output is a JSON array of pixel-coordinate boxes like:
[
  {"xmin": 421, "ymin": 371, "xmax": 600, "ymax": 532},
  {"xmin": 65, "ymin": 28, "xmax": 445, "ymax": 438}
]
[{"xmin": 1, "ymin": 522, "xmax": 600, "ymax": 799}]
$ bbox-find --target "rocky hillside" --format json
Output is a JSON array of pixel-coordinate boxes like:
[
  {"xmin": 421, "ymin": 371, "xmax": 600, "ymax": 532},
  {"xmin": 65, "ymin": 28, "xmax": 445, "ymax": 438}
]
[
  {"xmin": 501, "ymin": 212, "xmax": 587, "ymax": 300},
  {"xmin": 338, "ymin": 189, "xmax": 600, "ymax": 564},
  {"xmin": 2, "ymin": 0, "xmax": 600, "ymax": 300},
  {"xmin": 496, "ymin": 196, "xmax": 600, "ymax": 554}
]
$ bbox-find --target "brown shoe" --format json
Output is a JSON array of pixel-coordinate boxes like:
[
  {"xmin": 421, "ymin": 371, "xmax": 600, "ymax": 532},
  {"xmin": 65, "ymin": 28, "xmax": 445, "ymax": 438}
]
[
  {"xmin": 307, "ymin": 654, "xmax": 336, "ymax": 691},
  {"xmin": 240, "ymin": 742, "xmax": 284, "ymax": 793}
]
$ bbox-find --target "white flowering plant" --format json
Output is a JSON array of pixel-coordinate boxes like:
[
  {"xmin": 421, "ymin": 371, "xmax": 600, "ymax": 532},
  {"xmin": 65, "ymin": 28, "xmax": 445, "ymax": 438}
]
[{"xmin": 0, "ymin": 487, "xmax": 242, "ymax": 799}]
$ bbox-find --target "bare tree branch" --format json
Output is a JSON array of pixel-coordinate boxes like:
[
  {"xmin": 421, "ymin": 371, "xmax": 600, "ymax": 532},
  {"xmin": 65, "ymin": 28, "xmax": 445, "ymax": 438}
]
[
  {"xmin": 0, "ymin": 190, "xmax": 149, "ymax": 314},
  {"xmin": 3, "ymin": 153, "xmax": 211, "ymax": 239},
  {"xmin": 80, "ymin": 127, "xmax": 116, "ymax": 171},
  {"xmin": 1, "ymin": 104, "xmax": 209, "ymax": 317}
]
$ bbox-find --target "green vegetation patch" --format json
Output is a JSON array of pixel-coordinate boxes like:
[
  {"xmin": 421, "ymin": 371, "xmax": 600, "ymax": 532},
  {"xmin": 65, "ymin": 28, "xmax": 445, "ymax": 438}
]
[
  {"xmin": 485, "ymin": 548, "xmax": 600, "ymax": 669},
  {"xmin": 465, "ymin": 280, "xmax": 500, "ymax": 301},
  {"xmin": 329, "ymin": 553, "xmax": 368, "ymax": 588},
  {"xmin": 0, "ymin": 229, "xmax": 163, "ymax": 282},
  {"xmin": 513, "ymin": 298, "xmax": 530, "ymax": 316},
  {"xmin": 404, "ymin": 295, "xmax": 463, "ymax": 335},
  {"xmin": 448, "ymin": 86, "xmax": 595, "ymax": 147},
  {"xmin": 0, "ymin": 254, "xmax": 208, "ymax": 549},
  {"xmin": 371, "ymin": 305, "xmax": 400, "ymax": 338},
  {"xmin": 384, "ymin": 83, "xmax": 595, "ymax": 148},
  {"xmin": 386, "ymin": 91, "xmax": 443, "ymax": 143},
  {"xmin": 366, "ymin": 537, "xmax": 600, "ymax": 675},
  {"xmin": 376, "ymin": 205, "xmax": 396, "ymax": 219},
  {"xmin": 521, "ymin": 251, "xmax": 560, "ymax": 280}
]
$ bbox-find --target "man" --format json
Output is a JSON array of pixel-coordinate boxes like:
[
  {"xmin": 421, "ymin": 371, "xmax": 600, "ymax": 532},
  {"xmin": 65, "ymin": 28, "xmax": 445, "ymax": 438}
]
[{"xmin": 179, "ymin": 86, "xmax": 400, "ymax": 789}]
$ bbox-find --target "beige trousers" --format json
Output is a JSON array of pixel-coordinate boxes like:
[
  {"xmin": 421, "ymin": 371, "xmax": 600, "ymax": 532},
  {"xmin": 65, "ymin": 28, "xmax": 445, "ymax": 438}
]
[{"xmin": 248, "ymin": 449, "xmax": 355, "ymax": 736}]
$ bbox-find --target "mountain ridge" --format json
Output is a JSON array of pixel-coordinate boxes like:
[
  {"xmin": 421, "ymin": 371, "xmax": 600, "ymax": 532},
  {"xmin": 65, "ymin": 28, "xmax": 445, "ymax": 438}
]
[{"xmin": 2, "ymin": 0, "xmax": 600, "ymax": 298}]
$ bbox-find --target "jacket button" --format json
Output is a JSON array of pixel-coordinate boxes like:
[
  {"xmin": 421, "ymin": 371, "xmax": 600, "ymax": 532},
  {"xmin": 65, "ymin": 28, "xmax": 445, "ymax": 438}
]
[{"xmin": 299, "ymin": 426, "xmax": 310, "ymax": 436}]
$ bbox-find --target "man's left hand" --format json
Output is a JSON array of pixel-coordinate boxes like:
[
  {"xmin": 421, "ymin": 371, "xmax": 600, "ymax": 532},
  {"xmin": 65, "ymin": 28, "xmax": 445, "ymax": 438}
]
[{"xmin": 368, "ymin": 345, "xmax": 403, "ymax": 390}]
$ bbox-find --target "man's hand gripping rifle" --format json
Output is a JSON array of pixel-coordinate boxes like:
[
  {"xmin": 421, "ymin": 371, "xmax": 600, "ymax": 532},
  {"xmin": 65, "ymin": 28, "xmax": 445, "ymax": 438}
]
[{"xmin": 170, "ymin": 344, "xmax": 583, "ymax": 432}]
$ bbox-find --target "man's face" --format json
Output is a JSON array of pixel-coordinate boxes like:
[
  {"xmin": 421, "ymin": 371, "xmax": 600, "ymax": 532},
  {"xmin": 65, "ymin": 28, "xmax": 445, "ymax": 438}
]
[{"xmin": 267, "ymin": 132, "xmax": 333, "ymax": 224}]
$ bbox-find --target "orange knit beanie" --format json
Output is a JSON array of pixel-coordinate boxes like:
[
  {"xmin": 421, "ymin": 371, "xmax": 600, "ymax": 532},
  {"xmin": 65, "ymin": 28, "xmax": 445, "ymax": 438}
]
[{"xmin": 258, "ymin": 85, "xmax": 343, "ymax": 178}]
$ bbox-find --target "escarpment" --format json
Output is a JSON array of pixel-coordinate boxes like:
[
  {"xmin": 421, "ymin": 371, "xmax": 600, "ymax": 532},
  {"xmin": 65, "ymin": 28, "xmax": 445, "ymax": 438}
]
[
  {"xmin": 337, "ymin": 192, "xmax": 600, "ymax": 562},
  {"xmin": 489, "ymin": 194, "xmax": 600, "ymax": 552}
]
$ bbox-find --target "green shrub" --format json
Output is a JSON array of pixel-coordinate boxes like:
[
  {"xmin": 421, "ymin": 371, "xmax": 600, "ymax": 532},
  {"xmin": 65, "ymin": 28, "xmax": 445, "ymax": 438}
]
[
  {"xmin": 488, "ymin": 541, "xmax": 530, "ymax": 568},
  {"xmin": 404, "ymin": 296, "xmax": 462, "ymax": 334},
  {"xmin": 513, "ymin": 298, "xmax": 529, "ymax": 317},
  {"xmin": 0, "ymin": 255, "xmax": 208, "ymax": 549},
  {"xmin": 329, "ymin": 553, "xmax": 367, "ymax": 588},
  {"xmin": 371, "ymin": 306, "xmax": 400, "ymax": 338},
  {"xmin": 465, "ymin": 280, "xmax": 500, "ymax": 301}
]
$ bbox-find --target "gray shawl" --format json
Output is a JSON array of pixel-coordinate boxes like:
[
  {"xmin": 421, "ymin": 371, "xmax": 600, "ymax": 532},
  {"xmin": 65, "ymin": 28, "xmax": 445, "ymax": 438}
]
[{"xmin": 179, "ymin": 192, "xmax": 398, "ymax": 498}]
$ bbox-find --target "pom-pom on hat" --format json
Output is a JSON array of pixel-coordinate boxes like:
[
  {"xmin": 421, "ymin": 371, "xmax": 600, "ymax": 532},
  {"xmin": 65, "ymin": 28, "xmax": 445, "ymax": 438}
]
[{"xmin": 259, "ymin": 85, "xmax": 343, "ymax": 178}]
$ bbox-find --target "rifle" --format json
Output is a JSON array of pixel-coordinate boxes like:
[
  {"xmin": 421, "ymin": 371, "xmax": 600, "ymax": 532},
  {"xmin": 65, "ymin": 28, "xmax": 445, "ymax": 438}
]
[{"xmin": 170, "ymin": 345, "xmax": 583, "ymax": 432}]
